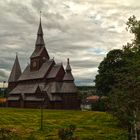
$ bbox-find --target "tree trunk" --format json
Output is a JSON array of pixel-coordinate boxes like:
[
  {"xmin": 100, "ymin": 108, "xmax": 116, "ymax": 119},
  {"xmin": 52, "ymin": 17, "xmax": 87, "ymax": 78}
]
[
  {"xmin": 133, "ymin": 110, "xmax": 138, "ymax": 140},
  {"xmin": 128, "ymin": 125, "xmax": 132, "ymax": 140}
]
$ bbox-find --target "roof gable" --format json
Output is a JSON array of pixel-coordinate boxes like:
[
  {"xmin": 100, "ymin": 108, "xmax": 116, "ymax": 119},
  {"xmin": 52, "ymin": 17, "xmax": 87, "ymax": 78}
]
[
  {"xmin": 47, "ymin": 64, "xmax": 63, "ymax": 79},
  {"xmin": 18, "ymin": 59, "xmax": 54, "ymax": 81},
  {"xmin": 30, "ymin": 46, "xmax": 49, "ymax": 59},
  {"xmin": 61, "ymin": 82, "xmax": 77, "ymax": 93}
]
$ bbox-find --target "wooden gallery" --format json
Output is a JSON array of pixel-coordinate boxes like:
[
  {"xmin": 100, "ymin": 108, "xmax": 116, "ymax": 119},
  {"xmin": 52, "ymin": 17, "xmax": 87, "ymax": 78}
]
[{"xmin": 7, "ymin": 18, "xmax": 80, "ymax": 110}]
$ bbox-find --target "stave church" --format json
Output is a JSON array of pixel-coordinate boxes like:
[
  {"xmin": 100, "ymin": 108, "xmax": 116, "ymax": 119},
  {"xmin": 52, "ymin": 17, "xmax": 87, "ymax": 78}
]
[{"xmin": 7, "ymin": 16, "xmax": 80, "ymax": 110}]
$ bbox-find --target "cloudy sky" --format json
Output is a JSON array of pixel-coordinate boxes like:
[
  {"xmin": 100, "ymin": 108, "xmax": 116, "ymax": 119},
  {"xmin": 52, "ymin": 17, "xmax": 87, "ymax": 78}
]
[{"xmin": 0, "ymin": 0, "xmax": 140, "ymax": 86}]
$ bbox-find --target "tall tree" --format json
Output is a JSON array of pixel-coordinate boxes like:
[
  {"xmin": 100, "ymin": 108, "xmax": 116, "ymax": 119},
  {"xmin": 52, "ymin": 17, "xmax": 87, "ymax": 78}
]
[
  {"xmin": 95, "ymin": 49, "xmax": 124, "ymax": 96},
  {"xmin": 95, "ymin": 15, "xmax": 140, "ymax": 140},
  {"xmin": 109, "ymin": 16, "xmax": 140, "ymax": 140}
]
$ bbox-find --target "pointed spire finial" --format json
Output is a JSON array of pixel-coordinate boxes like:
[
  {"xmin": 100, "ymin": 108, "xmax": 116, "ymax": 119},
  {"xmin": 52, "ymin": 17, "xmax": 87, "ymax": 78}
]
[
  {"xmin": 66, "ymin": 58, "xmax": 71, "ymax": 72},
  {"xmin": 40, "ymin": 11, "xmax": 42, "ymax": 22},
  {"xmin": 67, "ymin": 58, "xmax": 69, "ymax": 64},
  {"xmin": 35, "ymin": 11, "xmax": 45, "ymax": 47},
  {"xmin": 63, "ymin": 58, "xmax": 74, "ymax": 81}
]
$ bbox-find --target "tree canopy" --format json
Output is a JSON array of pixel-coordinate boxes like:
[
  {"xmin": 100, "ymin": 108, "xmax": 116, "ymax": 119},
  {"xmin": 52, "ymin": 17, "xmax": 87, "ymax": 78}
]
[
  {"xmin": 95, "ymin": 16, "xmax": 140, "ymax": 140},
  {"xmin": 95, "ymin": 49, "xmax": 125, "ymax": 96}
]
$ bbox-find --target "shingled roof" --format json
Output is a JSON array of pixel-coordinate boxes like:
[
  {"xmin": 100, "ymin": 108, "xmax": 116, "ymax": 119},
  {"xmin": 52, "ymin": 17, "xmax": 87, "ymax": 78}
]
[
  {"xmin": 61, "ymin": 59, "xmax": 77, "ymax": 93},
  {"xmin": 63, "ymin": 58, "xmax": 74, "ymax": 81},
  {"xmin": 9, "ymin": 83, "xmax": 39, "ymax": 94},
  {"xmin": 63, "ymin": 72, "xmax": 74, "ymax": 81},
  {"xmin": 47, "ymin": 64, "xmax": 63, "ymax": 79},
  {"xmin": 8, "ymin": 55, "xmax": 22, "ymax": 82},
  {"xmin": 61, "ymin": 82, "xmax": 77, "ymax": 93},
  {"xmin": 35, "ymin": 17, "xmax": 45, "ymax": 47},
  {"xmin": 30, "ymin": 46, "xmax": 49, "ymax": 59},
  {"xmin": 42, "ymin": 82, "xmax": 62, "ymax": 101},
  {"xmin": 18, "ymin": 59, "xmax": 54, "ymax": 81},
  {"xmin": 43, "ymin": 82, "xmax": 62, "ymax": 93}
]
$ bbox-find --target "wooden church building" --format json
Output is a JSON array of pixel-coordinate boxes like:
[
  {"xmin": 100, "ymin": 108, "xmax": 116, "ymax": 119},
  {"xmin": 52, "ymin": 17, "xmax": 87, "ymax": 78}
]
[{"xmin": 7, "ymin": 17, "xmax": 80, "ymax": 110}]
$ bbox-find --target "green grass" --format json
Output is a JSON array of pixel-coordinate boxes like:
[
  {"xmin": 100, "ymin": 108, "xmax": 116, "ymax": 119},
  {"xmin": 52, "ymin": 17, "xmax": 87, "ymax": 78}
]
[{"xmin": 0, "ymin": 108, "xmax": 127, "ymax": 140}]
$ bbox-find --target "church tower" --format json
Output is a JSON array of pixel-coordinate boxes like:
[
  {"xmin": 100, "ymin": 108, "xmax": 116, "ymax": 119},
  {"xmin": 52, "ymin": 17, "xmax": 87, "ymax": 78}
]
[
  {"xmin": 30, "ymin": 14, "xmax": 49, "ymax": 71},
  {"xmin": 61, "ymin": 58, "xmax": 77, "ymax": 92}
]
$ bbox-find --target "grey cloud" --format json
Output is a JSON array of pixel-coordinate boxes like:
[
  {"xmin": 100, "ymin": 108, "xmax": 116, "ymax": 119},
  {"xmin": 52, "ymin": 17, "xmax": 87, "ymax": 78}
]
[
  {"xmin": 0, "ymin": 0, "xmax": 139, "ymax": 85},
  {"xmin": 0, "ymin": 69, "xmax": 9, "ymax": 82},
  {"xmin": 31, "ymin": 0, "xmax": 47, "ymax": 12}
]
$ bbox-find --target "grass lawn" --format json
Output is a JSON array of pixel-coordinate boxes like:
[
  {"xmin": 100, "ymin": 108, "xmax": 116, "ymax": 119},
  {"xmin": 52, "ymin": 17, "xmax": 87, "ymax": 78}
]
[{"xmin": 0, "ymin": 108, "xmax": 127, "ymax": 140}]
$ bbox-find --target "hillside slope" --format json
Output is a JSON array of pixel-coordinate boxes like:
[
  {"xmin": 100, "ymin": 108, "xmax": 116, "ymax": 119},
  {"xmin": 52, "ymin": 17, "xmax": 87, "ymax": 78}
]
[{"xmin": 0, "ymin": 108, "xmax": 127, "ymax": 140}]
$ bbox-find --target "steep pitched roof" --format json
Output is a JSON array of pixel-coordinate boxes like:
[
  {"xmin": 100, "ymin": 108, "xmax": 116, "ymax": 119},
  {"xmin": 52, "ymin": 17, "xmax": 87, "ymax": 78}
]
[
  {"xmin": 31, "ymin": 17, "xmax": 49, "ymax": 59},
  {"xmin": 43, "ymin": 82, "xmax": 62, "ymax": 93},
  {"xmin": 43, "ymin": 83, "xmax": 62, "ymax": 101},
  {"xmin": 30, "ymin": 46, "xmax": 49, "ymax": 59},
  {"xmin": 8, "ymin": 55, "xmax": 22, "ymax": 82},
  {"xmin": 9, "ymin": 82, "xmax": 46, "ymax": 94},
  {"xmin": 35, "ymin": 18, "xmax": 45, "ymax": 47},
  {"xmin": 61, "ymin": 82, "xmax": 77, "ymax": 93},
  {"xmin": 18, "ymin": 59, "xmax": 54, "ymax": 81},
  {"xmin": 63, "ymin": 58, "xmax": 74, "ymax": 81},
  {"xmin": 61, "ymin": 58, "xmax": 77, "ymax": 93},
  {"xmin": 9, "ymin": 83, "xmax": 39, "ymax": 94},
  {"xmin": 47, "ymin": 64, "xmax": 63, "ymax": 79},
  {"xmin": 63, "ymin": 72, "xmax": 74, "ymax": 81}
]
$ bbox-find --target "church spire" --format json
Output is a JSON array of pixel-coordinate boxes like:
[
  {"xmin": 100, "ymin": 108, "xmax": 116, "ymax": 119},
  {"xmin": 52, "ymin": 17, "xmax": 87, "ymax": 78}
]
[
  {"xmin": 63, "ymin": 58, "xmax": 74, "ymax": 81},
  {"xmin": 35, "ymin": 11, "xmax": 45, "ymax": 47},
  {"xmin": 8, "ymin": 54, "xmax": 22, "ymax": 82},
  {"xmin": 66, "ymin": 58, "xmax": 71, "ymax": 72}
]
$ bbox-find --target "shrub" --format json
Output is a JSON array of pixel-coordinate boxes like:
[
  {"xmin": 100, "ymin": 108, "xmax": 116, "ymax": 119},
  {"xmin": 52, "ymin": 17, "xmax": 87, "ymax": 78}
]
[{"xmin": 58, "ymin": 125, "xmax": 78, "ymax": 140}]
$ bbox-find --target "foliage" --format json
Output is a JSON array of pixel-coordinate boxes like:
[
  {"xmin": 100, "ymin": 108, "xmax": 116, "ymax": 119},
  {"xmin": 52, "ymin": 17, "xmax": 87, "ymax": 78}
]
[
  {"xmin": 95, "ymin": 15, "xmax": 140, "ymax": 139},
  {"xmin": 0, "ymin": 88, "xmax": 8, "ymax": 98},
  {"xmin": 91, "ymin": 97, "xmax": 108, "ymax": 111},
  {"xmin": 95, "ymin": 49, "xmax": 124, "ymax": 96},
  {"xmin": 58, "ymin": 124, "xmax": 77, "ymax": 140},
  {"xmin": 77, "ymin": 86, "xmax": 96, "ymax": 100},
  {"xmin": 0, "ymin": 128, "xmax": 19, "ymax": 140},
  {"xmin": 0, "ymin": 108, "xmax": 127, "ymax": 140}
]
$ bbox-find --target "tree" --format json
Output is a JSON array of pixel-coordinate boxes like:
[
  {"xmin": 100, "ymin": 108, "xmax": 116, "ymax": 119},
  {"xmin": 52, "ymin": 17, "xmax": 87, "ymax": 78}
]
[
  {"xmin": 95, "ymin": 49, "xmax": 124, "ymax": 96},
  {"xmin": 109, "ymin": 16, "xmax": 140, "ymax": 140},
  {"xmin": 95, "ymin": 15, "xmax": 140, "ymax": 140}
]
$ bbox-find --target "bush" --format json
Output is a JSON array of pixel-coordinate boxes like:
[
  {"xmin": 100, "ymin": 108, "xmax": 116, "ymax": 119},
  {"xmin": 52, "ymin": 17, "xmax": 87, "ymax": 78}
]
[
  {"xmin": 58, "ymin": 125, "xmax": 78, "ymax": 140},
  {"xmin": 0, "ymin": 128, "xmax": 20, "ymax": 140}
]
